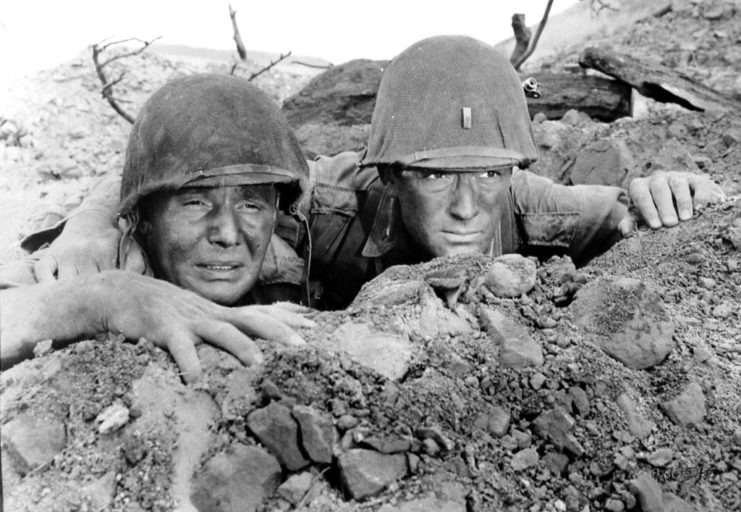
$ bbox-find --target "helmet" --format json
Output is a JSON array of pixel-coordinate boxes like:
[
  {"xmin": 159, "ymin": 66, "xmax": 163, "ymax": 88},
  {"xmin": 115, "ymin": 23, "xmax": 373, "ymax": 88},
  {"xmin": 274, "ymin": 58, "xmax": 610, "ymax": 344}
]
[
  {"xmin": 361, "ymin": 35, "xmax": 537, "ymax": 170},
  {"xmin": 119, "ymin": 73, "xmax": 309, "ymax": 216}
]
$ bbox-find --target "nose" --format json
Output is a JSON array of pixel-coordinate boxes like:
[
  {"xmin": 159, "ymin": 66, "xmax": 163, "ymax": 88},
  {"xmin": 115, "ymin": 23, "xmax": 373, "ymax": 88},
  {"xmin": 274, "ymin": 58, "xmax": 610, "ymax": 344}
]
[
  {"xmin": 449, "ymin": 175, "xmax": 480, "ymax": 220},
  {"xmin": 208, "ymin": 206, "xmax": 241, "ymax": 247}
]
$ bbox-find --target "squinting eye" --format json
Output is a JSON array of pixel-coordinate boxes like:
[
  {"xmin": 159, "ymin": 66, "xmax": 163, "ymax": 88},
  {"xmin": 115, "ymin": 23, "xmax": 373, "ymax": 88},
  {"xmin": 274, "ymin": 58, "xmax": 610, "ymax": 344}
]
[
  {"xmin": 183, "ymin": 199, "xmax": 209, "ymax": 208},
  {"xmin": 477, "ymin": 170, "xmax": 502, "ymax": 179},
  {"xmin": 237, "ymin": 201, "xmax": 265, "ymax": 212},
  {"xmin": 422, "ymin": 172, "xmax": 453, "ymax": 181}
]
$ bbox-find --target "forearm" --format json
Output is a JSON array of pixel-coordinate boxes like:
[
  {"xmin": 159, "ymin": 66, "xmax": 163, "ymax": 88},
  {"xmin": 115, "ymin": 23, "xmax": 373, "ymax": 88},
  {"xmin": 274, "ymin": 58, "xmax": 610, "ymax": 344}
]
[
  {"xmin": 0, "ymin": 275, "xmax": 106, "ymax": 368},
  {"xmin": 67, "ymin": 175, "xmax": 122, "ymax": 229}
]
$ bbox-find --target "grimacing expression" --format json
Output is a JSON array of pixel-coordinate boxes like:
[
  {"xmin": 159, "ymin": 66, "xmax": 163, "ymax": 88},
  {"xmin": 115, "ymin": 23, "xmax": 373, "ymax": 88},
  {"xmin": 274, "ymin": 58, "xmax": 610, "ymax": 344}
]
[
  {"xmin": 384, "ymin": 167, "xmax": 513, "ymax": 258},
  {"xmin": 141, "ymin": 184, "xmax": 278, "ymax": 306}
]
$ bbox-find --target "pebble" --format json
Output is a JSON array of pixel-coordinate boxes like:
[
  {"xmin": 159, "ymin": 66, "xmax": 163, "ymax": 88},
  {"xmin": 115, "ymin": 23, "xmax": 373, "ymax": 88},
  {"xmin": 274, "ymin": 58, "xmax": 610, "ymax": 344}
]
[
  {"xmin": 480, "ymin": 308, "xmax": 544, "ymax": 368},
  {"xmin": 511, "ymin": 448, "xmax": 540, "ymax": 471},
  {"xmin": 568, "ymin": 386, "xmax": 590, "ymax": 417},
  {"xmin": 530, "ymin": 373, "xmax": 546, "ymax": 390},
  {"xmin": 662, "ymin": 382, "xmax": 707, "ymax": 427},
  {"xmin": 712, "ymin": 302, "xmax": 734, "ymax": 318},
  {"xmin": 533, "ymin": 407, "xmax": 584, "ymax": 457},
  {"xmin": 616, "ymin": 393, "xmax": 654, "ymax": 440},
  {"xmin": 486, "ymin": 405, "xmax": 511, "ymax": 437},
  {"xmin": 96, "ymin": 402, "xmax": 130, "ymax": 435},
  {"xmin": 629, "ymin": 472, "xmax": 664, "ymax": 512},
  {"xmin": 697, "ymin": 277, "xmax": 716, "ymax": 289},
  {"xmin": 337, "ymin": 449, "xmax": 407, "ymax": 500},
  {"xmin": 417, "ymin": 425, "xmax": 454, "ymax": 452},
  {"xmin": 646, "ymin": 448, "xmax": 674, "ymax": 467},
  {"xmin": 336, "ymin": 414, "xmax": 359, "ymax": 432},
  {"xmin": 604, "ymin": 498, "xmax": 625, "ymax": 512},
  {"xmin": 543, "ymin": 452, "xmax": 569, "ymax": 475},
  {"xmin": 277, "ymin": 472, "xmax": 314, "ymax": 505},
  {"xmin": 484, "ymin": 254, "xmax": 537, "ymax": 297},
  {"xmin": 247, "ymin": 402, "xmax": 310, "ymax": 471}
]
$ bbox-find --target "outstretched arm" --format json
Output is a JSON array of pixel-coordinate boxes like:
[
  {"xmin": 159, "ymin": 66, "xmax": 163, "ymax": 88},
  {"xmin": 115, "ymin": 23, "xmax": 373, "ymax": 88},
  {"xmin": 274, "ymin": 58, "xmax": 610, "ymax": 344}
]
[{"xmin": 0, "ymin": 271, "xmax": 313, "ymax": 381}]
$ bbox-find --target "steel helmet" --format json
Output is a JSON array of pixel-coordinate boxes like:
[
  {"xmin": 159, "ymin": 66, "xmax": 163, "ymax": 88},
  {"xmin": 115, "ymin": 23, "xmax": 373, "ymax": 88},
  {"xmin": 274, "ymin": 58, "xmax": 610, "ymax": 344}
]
[
  {"xmin": 119, "ymin": 73, "xmax": 309, "ymax": 217},
  {"xmin": 361, "ymin": 35, "xmax": 537, "ymax": 170}
]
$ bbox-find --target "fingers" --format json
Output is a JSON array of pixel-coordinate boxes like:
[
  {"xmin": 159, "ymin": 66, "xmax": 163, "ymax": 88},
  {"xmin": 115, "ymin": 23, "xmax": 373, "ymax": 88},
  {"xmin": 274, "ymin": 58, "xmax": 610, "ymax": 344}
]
[
  {"xmin": 229, "ymin": 308, "xmax": 308, "ymax": 347},
  {"xmin": 194, "ymin": 320, "xmax": 264, "ymax": 366},
  {"xmin": 630, "ymin": 178, "xmax": 662, "ymax": 229},
  {"xmin": 689, "ymin": 175, "xmax": 726, "ymax": 210},
  {"xmin": 251, "ymin": 304, "xmax": 318, "ymax": 328},
  {"xmin": 617, "ymin": 212, "xmax": 636, "ymax": 237},
  {"xmin": 33, "ymin": 254, "xmax": 59, "ymax": 283},
  {"xmin": 668, "ymin": 173, "xmax": 693, "ymax": 221},
  {"xmin": 163, "ymin": 328, "xmax": 202, "ymax": 384},
  {"xmin": 648, "ymin": 173, "xmax": 678, "ymax": 227}
]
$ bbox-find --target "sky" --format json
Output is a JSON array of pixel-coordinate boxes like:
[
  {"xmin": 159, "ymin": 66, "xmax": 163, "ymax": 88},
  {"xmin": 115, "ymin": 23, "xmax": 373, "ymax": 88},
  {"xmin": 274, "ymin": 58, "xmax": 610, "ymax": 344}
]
[{"xmin": 1, "ymin": 0, "xmax": 578, "ymax": 78}]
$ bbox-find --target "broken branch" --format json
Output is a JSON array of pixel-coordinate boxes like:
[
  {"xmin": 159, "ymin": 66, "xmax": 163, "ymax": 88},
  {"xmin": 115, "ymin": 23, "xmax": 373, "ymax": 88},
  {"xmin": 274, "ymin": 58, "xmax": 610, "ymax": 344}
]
[
  {"xmin": 92, "ymin": 37, "xmax": 160, "ymax": 124},
  {"xmin": 509, "ymin": 14, "xmax": 532, "ymax": 67},
  {"xmin": 229, "ymin": 4, "xmax": 247, "ymax": 61},
  {"xmin": 248, "ymin": 51, "xmax": 292, "ymax": 82},
  {"xmin": 512, "ymin": 0, "xmax": 554, "ymax": 70}
]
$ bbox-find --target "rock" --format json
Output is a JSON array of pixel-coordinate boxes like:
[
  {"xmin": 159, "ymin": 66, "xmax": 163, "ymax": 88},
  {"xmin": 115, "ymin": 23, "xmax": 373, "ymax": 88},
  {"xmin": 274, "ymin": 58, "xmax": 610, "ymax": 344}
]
[
  {"xmin": 646, "ymin": 448, "xmax": 674, "ymax": 467},
  {"xmin": 326, "ymin": 322, "xmax": 412, "ymax": 380},
  {"xmin": 484, "ymin": 254, "xmax": 537, "ymax": 297},
  {"xmin": 511, "ymin": 447, "xmax": 540, "ymax": 471},
  {"xmin": 568, "ymin": 386, "xmax": 590, "ymax": 417},
  {"xmin": 616, "ymin": 393, "xmax": 655, "ymax": 439},
  {"xmin": 604, "ymin": 498, "xmax": 625, "ymax": 512},
  {"xmin": 480, "ymin": 308, "xmax": 544, "ymax": 368},
  {"xmin": 95, "ymin": 401, "xmax": 130, "ymax": 434},
  {"xmin": 416, "ymin": 425, "xmax": 455, "ymax": 452},
  {"xmin": 277, "ymin": 471, "xmax": 314, "ymax": 505},
  {"xmin": 484, "ymin": 405, "xmax": 511, "ymax": 437},
  {"xmin": 336, "ymin": 414, "xmax": 359, "ymax": 432},
  {"xmin": 530, "ymin": 372, "xmax": 546, "ymax": 390},
  {"xmin": 337, "ymin": 449, "xmax": 407, "ymax": 500},
  {"xmin": 361, "ymin": 434, "xmax": 413, "ymax": 454},
  {"xmin": 422, "ymin": 438, "xmax": 440, "ymax": 456},
  {"xmin": 567, "ymin": 139, "xmax": 633, "ymax": 188},
  {"xmin": 292, "ymin": 405, "xmax": 336, "ymax": 464},
  {"xmin": 663, "ymin": 492, "xmax": 696, "ymax": 512},
  {"xmin": 662, "ymin": 382, "xmax": 707, "ymax": 427},
  {"xmin": 412, "ymin": 287, "xmax": 474, "ymax": 338},
  {"xmin": 572, "ymin": 277, "xmax": 674, "ymax": 370},
  {"xmin": 543, "ymin": 452, "xmax": 570, "ymax": 475},
  {"xmin": 190, "ymin": 444, "xmax": 281, "ymax": 512},
  {"xmin": 282, "ymin": 59, "xmax": 386, "ymax": 128},
  {"xmin": 2, "ymin": 413, "xmax": 67, "ymax": 475},
  {"xmin": 629, "ymin": 472, "xmax": 664, "ymax": 512},
  {"xmin": 533, "ymin": 407, "xmax": 585, "ymax": 457},
  {"xmin": 247, "ymin": 402, "xmax": 310, "ymax": 471}
]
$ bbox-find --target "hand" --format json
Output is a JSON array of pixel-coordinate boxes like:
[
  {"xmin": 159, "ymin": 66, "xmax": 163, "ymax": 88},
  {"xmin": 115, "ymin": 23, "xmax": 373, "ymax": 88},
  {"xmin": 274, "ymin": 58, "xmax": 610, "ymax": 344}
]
[
  {"xmin": 628, "ymin": 171, "xmax": 725, "ymax": 230},
  {"xmin": 92, "ymin": 272, "xmax": 314, "ymax": 382},
  {"xmin": 33, "ymin": 209, "xmax": 133, "ymax": 282}
]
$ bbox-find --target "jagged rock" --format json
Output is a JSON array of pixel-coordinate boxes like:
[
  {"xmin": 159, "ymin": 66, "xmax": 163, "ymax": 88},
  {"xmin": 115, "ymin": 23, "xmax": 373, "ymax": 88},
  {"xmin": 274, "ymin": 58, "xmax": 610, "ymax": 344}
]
[
  {"xmin": 413, "ymin": 287, "xmax": 474, "ymax": 338},
  {"xmin": 95, "ymin": 401, "xmax": 130, "ymax": 434},
  {"xmin": 480, "ymin": 308, "xmax": 544, "ymax": 368},
  {"xmin": 484, "ymin": 254, "xmax": 537, "ymax": 297},
  {"xmin": 475, "ymin": 405, "xmax": 511, "ymax": 437},
  {"xmin": 616, "ymin": 393, "xmax": 655, "ymax": 440},
  {"xmin": 568, "ymin": 386, "xmax": 591, "ymax": 417},
  {"xmin": 277, "ymin": 471, "xmax": 314, "ymax": 505},
  {"xmin": 247, "ymin": 402, "xmax": 310, "ymax": 471},
  {"xmin": 2, "ymin": 413, "xmax": 66, "ymax": 475},
  {"xmin": 662, "ymin": 382, "xmax": 707, "ymax": 426},
  {"xmin": 337, "ymin": 449, "xmax": 408, "ymax": 500},
  {"xmin": 360, "ymin": 434, "xmax": 413, "ymax": 454},
  {"xmin": 325, "ymin": 322, "xmax": 412, "ymax": 380},
  {"xmin": 282, "ymin": 59, "xmax": 387, "ymax": 128},
  {"xmin": 292, "ymin": 405, "xmax": 336, "ymax": 464},
  {"xmin": 511, "ymin": 447, "xmax": 540, "ymax": 471},
  {"xmin": 533, "ymin": 407, "xmax": 585, "ymax": 457},
  {"xmin": 572, "ymin": 277, "xmax": 674, "ymax": 370},
  {"xmin": 645, "ymin": 448, "xmax": 674, "ymax": 467},
  {"xmin": 664, "ymin": 492, "xmax": 696, "ymax": 512},
  {"xmin": 629, "ymin": 472, "xmax": 664, "ymax": 512},
  {"xmin": 190, "ymin": 444, "xmax": 281, "ymax": 512},
  {"xmin": 543, "ymin": 452, "xmax": 570, "ymax": 475},
  {"xmin": 566, "ymin": 138, "xmax": 633, "ymax": 188}
]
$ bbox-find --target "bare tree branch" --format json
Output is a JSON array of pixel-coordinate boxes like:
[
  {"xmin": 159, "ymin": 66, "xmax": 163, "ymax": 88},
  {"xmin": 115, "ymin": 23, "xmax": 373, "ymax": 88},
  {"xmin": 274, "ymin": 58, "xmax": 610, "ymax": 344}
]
[
  {"xmin": 509, "ymin": 14, "xmax": 532, "ymax": 67},
  {"xmin": 92, "ymin": 37, "xmax": 160, "ymax": 124},
  {"xmin": 511, "ymin": 0, "xmax": 555, "ymax": 70},
  {"xmin": 229, "ymin": 4, "xmax": 247, "ymax": 61},
  {"xmin": 247, "ymin": 51, "xmax": 292, "ymax": 81},
  {"xmin": 292, "ymin": 60, "xmax": 333, "ymax": 70}
]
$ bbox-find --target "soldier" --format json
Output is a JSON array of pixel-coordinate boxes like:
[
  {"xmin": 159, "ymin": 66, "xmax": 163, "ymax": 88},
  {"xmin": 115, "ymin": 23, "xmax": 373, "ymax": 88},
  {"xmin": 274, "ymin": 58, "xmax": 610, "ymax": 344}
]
[
  {"xmin": 21, "ymin": 36, "xmax": 725, "ymax": 309},
  {"xmin": 1, "ymin": 74, "xmax": 314, "ymax": 380}
]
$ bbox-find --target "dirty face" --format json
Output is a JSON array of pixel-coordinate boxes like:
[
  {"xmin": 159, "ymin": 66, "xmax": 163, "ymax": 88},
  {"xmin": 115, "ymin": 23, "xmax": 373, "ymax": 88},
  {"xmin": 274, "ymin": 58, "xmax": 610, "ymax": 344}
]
[
  {"xmin": 141, "ymin": 184, "xmax": 278, "ymax": 305},
  {"xmin": 385, "ymin": 167, "xmax": 513, "ymax": 258}
]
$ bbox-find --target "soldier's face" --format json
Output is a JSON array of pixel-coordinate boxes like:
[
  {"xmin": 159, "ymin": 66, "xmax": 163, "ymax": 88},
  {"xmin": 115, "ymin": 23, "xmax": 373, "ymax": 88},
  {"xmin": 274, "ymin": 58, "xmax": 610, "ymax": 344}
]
[
  {"xmin": 142, "ymin": 185, "xmax": 278, "ymax": 305},
  {"xmin": 387, "ymin": 168, "xmax": 512, "ymax": 258}
]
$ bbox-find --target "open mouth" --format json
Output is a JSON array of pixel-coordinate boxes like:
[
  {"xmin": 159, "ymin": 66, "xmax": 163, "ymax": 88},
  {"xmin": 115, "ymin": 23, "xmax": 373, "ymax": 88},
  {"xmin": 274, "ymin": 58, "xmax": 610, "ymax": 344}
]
[{"xmin": 197, "ymin": 263, "xmax": 244, "ymax": 276}]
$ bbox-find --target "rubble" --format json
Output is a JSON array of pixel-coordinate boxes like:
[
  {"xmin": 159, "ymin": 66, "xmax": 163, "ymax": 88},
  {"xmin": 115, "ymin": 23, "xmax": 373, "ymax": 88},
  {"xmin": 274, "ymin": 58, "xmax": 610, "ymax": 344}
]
[{"xmin": 662, "ymin": 382, "xmax": 707, "ymax": 427}]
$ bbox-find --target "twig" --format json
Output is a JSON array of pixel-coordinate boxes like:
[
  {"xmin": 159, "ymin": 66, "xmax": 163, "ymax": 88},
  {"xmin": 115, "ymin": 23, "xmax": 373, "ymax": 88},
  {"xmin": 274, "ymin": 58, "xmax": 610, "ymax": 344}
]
[
  {"xmin": 91, "ymin": 37, "xmax": 160, "ymax": 124},
  {"xmin": 228, "ymin": 4, "xmax": 247, "ymax": 61},
  {"xmin": 292, "ymin": 60, "xmax": 333, "ymax": 70},
  {"xmin": 247, "ymin": 51, "xmax": 292, "ymax": 81},
  {"xmin": 512, "ymin": 0, "xmax": 554, "ymax": 70}
]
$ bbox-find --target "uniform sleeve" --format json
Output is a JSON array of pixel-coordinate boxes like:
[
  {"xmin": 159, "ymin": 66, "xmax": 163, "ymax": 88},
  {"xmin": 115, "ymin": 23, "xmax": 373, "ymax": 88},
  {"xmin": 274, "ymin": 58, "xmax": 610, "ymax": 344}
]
[
  {"xmin": 511, "ymin": 170, "xmax": 629, "ymax": 265},
  {"xmin": 20, "ymin": 175, "xmax": 122, "ymax": 253}
]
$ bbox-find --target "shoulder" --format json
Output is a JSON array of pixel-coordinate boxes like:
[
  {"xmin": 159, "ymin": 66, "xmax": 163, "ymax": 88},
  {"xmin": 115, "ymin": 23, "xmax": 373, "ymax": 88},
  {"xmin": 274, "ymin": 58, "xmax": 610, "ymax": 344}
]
[{"xmin": 310, "ymin": 151, "xmax": 376, "ymax": 190}]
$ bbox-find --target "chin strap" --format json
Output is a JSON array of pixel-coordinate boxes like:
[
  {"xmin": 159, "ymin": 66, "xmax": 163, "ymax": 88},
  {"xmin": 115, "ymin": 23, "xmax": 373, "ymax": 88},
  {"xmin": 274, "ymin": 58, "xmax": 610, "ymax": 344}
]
[{"xmin": 289, "ymin": 203, "xmax": 313, "ymax": 307}]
